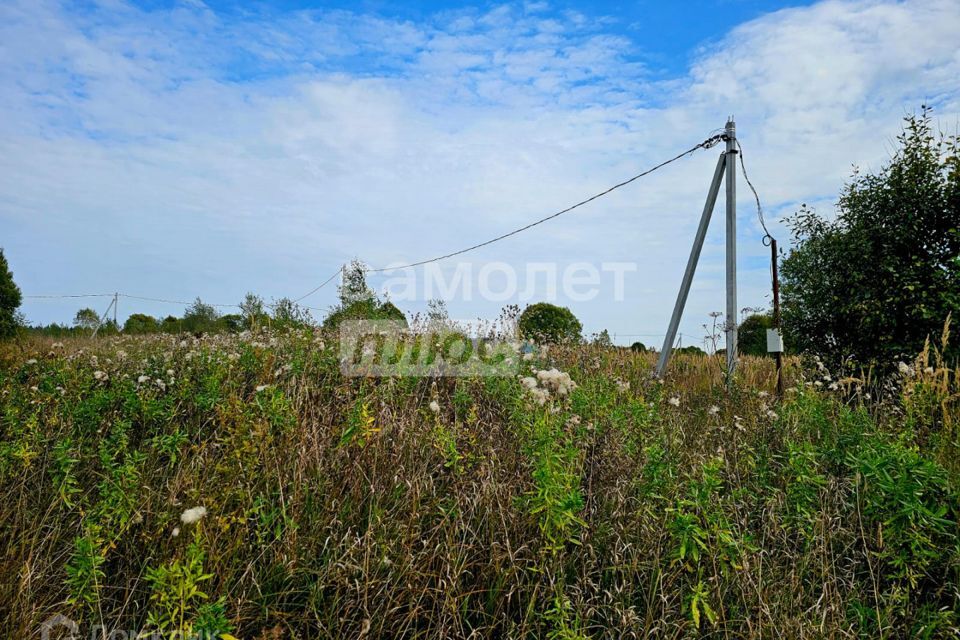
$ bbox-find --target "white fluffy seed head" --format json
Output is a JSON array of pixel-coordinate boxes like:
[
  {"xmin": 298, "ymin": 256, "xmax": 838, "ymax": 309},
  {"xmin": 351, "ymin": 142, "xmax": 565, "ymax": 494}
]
[{"xmin": 180, "ymin": 506, "xmax": 207, "ymax": 525}]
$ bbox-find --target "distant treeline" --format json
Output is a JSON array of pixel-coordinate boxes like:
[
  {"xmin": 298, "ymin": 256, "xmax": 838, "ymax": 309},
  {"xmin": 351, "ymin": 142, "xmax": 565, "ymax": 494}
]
[{"xmin": 24, "ymin": 294, "xmax": 312, "ymax": 337}]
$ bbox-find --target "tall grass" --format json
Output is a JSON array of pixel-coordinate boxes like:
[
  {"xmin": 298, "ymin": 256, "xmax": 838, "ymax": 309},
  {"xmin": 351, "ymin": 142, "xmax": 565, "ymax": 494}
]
[{"xmin": 1, "ymin": 331, "xmax": 957, "ymax": 638}]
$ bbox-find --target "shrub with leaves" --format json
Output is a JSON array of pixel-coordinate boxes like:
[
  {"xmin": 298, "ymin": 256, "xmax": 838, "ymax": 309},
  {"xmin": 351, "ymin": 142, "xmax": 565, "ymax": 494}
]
[{"xmin": 781, "ymin": 110, "xmax": 960, "ymax": 369}]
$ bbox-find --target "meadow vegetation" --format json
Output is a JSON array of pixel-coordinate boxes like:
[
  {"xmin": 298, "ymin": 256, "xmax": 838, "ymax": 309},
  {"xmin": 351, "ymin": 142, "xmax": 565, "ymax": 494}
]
[{"xmin": 2, "ymin": 325, "xmax": 958, "ymax": 638}]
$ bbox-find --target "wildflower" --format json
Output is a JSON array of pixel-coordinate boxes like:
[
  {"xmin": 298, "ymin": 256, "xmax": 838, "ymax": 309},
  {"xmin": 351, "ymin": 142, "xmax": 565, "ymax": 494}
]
[
  {"xmin": 828, "ymin": 382, "xmax": 838, "ymax": 391},
  {"xmin": 180, "ymin": 506, "xmax": 207, "ymax": 525},
  {"xmin": 429, "ymin": 400, "xmax": 440, "ymax": 413},
  {"xmin": 93, "ymin": 370, "xmax": 108, "ymax": 381},
  {"xmin": 166, "ymin": 369, "xmax": 174, "ymax": 377},
  {"xmin": 924, "ymin": 366, "xmax": 934, "ymax": 374},
  {"xmin": 668, "ymin": 396, "xmax": 680, "ymax": 407},
  {"xmin": 171, "ymin": 527, "xmax": 180, "ymax": 538},
  {"xmin": 757, "ymin": 391, "xmax": 769, "ymax": 398},
  {"xmin": 766, "ymin": 410, "xmax": 778, "ymax": 420},
  {"xmin": 813, "ymin": 381, "xmax": 823, "ymax": 388},
  {"xmin": 522, "ymin": 352, "xmax": 534, "ymax": 361},
  {"xmin": 52, "ymin": 342, "xmax": 64, "ymax": 349},
  {"xmin": 535, "ymin": 368, "xmax": 577, "ymax": 395},
  {"xmin": 26, "ymin": 358, "xmax": 38, "ymax": 365},
  {"xmin": 155, "ymin": 380, "xmax": 166, "ymax": 391},
  {"xmin": 529, "ymin": 388, "xmax": 550, "ymax": 405},
  {"xmin": 615, "ymin": 379, "xmax": 630, "ymax": 393},
  {"xmin": 137, "ymin": 375, "xmax": 150, "ymax": 384},
  {"xmin": 519, "ymin": 376, "xmax": 538, "ymax": 390},
  {"xmin": 255, "ymin": 384, "xmax": 271, "ymax": 392},
  {"xmin": 708, "ymin": 405, "xmax": 720, "ymax": 415},
  {"xmin": 897, "ymin": 361, "xmax": 914, "ymax": 376}
]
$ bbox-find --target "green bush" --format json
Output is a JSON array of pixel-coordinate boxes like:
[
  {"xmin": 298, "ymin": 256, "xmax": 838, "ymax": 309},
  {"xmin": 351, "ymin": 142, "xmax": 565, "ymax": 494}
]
[
  {"xmin": 181, "ymin": 299, "xmax": 219, "ymax": 334},
  {"xmin": 123, "ymin": 313, "xmax": 159, "ymax": 335},
  {"xmin": 519, "ymin": 303, "xmax": 582, "ymax": 344},
  {"xmin": 322, "ymin": 262, "xmax": 407, "ymax": 331},
  {"xmin": 738, "ymin": 313, "xmax": 772, "ymax": 357},
  {"xmin": 781, "ymin": 110, "xmax": 960, "ymax": 369}
]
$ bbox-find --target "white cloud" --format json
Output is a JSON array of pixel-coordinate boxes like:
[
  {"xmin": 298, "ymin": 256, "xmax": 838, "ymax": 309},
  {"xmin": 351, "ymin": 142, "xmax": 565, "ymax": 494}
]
[{"xmin": 1, "ymin": 0, "xmax": 958, "ymax": 344}]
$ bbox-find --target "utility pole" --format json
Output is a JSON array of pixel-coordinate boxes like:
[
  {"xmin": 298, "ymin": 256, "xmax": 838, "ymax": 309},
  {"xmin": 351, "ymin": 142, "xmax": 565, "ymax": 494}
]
[
  {"xmin": 655, "ymin": 151, "xmax": 726, "ymax": 377},
  {"xmin": 656, "ymin": 118, "xmax": 739, "ymax": 385},
  {"xmin": 113, "ymin": 292, "xmax": 118, "ymax": 330},
  {"xmin": 770, "ymin": 238, "xmax": 785, "ymax": 396},
  {"xmin": 92, "ymin": 295, "xmax": 115, "ymax": 339},
  {"xmin": 724, "ymin": 118, "xmax": 738, "ymax": 383}
]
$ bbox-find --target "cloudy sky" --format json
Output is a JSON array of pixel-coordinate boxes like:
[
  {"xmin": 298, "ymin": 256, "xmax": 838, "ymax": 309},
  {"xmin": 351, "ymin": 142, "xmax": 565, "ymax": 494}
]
[{"xmin": 2, "ymin": 0, "xmax": 959, "ymax": 346}]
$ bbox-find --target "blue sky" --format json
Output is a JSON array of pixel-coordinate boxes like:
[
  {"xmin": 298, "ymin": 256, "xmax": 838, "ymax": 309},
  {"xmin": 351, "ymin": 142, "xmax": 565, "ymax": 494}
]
[{"xmin": 2, "ymin": 0, "xmax": 959, "ymax": 345}]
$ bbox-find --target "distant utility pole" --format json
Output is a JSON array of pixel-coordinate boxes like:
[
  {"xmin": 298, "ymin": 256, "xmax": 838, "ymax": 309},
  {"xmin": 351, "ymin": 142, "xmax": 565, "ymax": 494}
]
[
  {"xmin": 92, "ymin": 294, "xmax": 117, "ymax": 339},
  {"xmin": 113, "ymin": 292, "xmax": 118, "ymax": 329},
  {"xmin": 656, "ymin": 118, "xmax": 738, "ymax": 384}
]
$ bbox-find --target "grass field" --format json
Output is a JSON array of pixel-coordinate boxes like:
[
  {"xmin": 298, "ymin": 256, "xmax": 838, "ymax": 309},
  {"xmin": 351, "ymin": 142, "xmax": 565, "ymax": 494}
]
[{"xmin": 1, "ymin": 330, "xmax": 958, "ymax": 638}]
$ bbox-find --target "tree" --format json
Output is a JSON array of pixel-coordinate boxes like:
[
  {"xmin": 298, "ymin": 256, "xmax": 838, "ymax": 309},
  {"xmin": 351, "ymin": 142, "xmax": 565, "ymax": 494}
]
[
  {"xmin": 182, "ymin": 298, "xmax": 219, "ymax": 333},
  {"xmin": 239, "ymin": 293, "xmax": 268, "ymax": 329},
  {"xmin": 74, "ymin": 308, "xmax": 101, "ymax": 331},
  {"xmin": 0, "ymin": 249, "xmax": 22, "ymax": 339},
  {"xmin": 630, "ymin": 341, "xmax": 647, "ymax": 352},
  {"xmin": 271, "ymin": 297, "xmax": 312, "ymax": 328},
  {"xmin": 161, "ymin": 315, "xmax": 181, "ymax": 333},
  {"xmin": 339, "ymin": 259, "xmax": 375, "ymax": 306},
  {"xmin": 380, "ymin": 301, "xmax": 408, "ymax": 328},
  {"xmin": 592, "ymin": 329, "xmax": 613, "ymax": 348},
  {"xmin": 738, "ymin": 312, "xmax": 773, "ymax": 357},
  {"xmin": 217, "ymin": 314, "xmax": 244, "ymax": 332},
  {"xmin": 123, "ymin": 313, "xmax": 159, "ymax": 334},
  {"xmin": 781, "ymin": 110, "xmax": 960, "ymax": 368},
  {"xmin": 676, "ymin": 345, "xmax": 706, "ymax": 355},
  {"xmin": 518, "ymin": 303, "xmax": 582, "ymax": 344},
  {"xmin": 323, "ymin": 262, "xmax": 408, "ymax": 331}
]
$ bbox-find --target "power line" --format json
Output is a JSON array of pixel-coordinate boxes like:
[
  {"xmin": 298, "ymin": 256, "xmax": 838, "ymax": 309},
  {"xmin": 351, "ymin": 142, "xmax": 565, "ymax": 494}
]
[
  {"xmin": 292, "ymin": 269, "xmax": 341, "ymax": 304},
  {"xmin": 367, "ymin": 134, "xmax": 725, "ymax": 273},
  {"xmin": 24, "ymin": 293, "xmax": 114, "ymax": 299},
  {"xmin": 24, "ymin": 131, "xmax": 728, "ymax": 309},
  {"xmin": 120, "ymin": 293, "xmax": 237, "ymax": 309},
  {"xmin": 734, "ymin": 139, "xmax": 773, "ymax": 243},
  {"xmin": 289, "ymin": 132, "xmax": 726, "ymax": 302}
]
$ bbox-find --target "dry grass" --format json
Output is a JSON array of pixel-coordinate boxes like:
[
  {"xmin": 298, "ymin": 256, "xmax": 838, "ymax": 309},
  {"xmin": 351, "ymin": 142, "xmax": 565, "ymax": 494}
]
[{"xmin": 1, "ymin": 331, "xmax": 957, "ymax": 638}]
